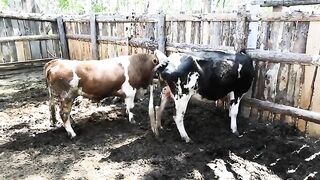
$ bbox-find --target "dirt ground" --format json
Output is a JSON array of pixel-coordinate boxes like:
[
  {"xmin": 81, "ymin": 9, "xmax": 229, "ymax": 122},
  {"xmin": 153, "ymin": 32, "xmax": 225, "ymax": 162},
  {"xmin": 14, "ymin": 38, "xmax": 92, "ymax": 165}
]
[{"xmin": 0, "ymin": 71, "xmax": 319, "ymax": 180}]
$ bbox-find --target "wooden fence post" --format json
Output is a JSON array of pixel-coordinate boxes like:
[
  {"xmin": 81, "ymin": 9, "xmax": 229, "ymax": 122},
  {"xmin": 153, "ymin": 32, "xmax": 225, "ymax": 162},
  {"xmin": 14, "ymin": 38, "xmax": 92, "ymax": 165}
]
[
  {"xmin": 57, "ymin": 16, "xmax": 70, "ymax": 59},
  {"xmin": 90, "ymin": 13, "xmax": 98, "ymax": 60},
  {"xmin": 157, "ymin": 13, "xmax": 166, "ymax": 53},
  {"xmin": 235, "ymin": 5, "xmax": 248, "ymax": 51}
]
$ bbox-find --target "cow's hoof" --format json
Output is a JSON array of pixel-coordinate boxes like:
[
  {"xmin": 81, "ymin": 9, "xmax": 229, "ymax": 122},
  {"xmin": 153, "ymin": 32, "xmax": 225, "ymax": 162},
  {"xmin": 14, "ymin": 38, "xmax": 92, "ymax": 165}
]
[
  {"xmin": 152, "ymin": 127, "xmax": 159, "ymax": 137},
  {"xmin": 68, "ymin": 132, "xmax": 77, "ymax": 139},
  {"xmin": 129, "ymin": 119, "xmax": 136, "ymax": 124},
  {"xmin": 233, "ymin": 130, "xmax": 240, "ymax": 137},
  {"xmin": 183, "ymin": 137, "xmax": 192, "ymax": 143},
  {"xmin": 50, "ymin": 122, "xmax": 62, "ymax": 128},
  {"xmin": 50, "ymin": 121, "xmax": 58, "ymax": 127}
]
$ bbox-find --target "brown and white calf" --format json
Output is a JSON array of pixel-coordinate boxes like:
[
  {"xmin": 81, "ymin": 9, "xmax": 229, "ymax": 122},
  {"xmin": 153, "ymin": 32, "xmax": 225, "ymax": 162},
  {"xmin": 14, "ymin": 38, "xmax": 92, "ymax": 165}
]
[{"xmin": 44, "ymin": 54, "xmax": 163, "ymax": 138}]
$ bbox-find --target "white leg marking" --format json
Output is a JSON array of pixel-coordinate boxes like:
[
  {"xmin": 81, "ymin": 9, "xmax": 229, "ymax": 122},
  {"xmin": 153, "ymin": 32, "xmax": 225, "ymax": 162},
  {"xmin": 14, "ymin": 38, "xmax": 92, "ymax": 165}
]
[
  {"xmin": 229, "ymin": 91, "xmax": 234, "ymax": 118},
  {"xmin": 237, "ymin": 64, "xmax": 243, "ymax": 78},
  {"xmin": 119, "ymin": 58, "xmax": 137, "ymax": 123},
  {"xmin": 125, "ymin": 95, "xmax": 136, "ymax": 123},
  {"xmin": 174, "ymin": 94, "xmax": 192, "ymax": 143},
  {"xmin": 229, "ymin": 92, "xmax": 241, "ymax": 134},
  {"xmin": 148, "ymin": 85, "xmax": 158, "ymax": 135},
  {"xmin": 64, "ymin": 117, "xmax": 76, "ymax": 138}
]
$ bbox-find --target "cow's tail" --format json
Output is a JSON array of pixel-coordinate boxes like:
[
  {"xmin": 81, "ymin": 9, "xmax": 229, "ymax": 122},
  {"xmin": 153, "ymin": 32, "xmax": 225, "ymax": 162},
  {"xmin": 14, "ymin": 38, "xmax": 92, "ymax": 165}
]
[{"xmin": 43, "ymin": 59, "xmax": 58, "ymax": 87}]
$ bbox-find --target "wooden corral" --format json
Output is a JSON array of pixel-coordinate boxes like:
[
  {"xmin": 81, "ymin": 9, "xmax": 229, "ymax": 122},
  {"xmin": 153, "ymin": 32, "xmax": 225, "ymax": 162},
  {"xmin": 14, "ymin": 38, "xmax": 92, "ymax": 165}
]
[
  {"xmin": 0, "ymin": 12, "xmax": 62, "ymax": 63},
  {"xmin": 1, "ymin": 3, "xmax": 320, "ymax": 136}
]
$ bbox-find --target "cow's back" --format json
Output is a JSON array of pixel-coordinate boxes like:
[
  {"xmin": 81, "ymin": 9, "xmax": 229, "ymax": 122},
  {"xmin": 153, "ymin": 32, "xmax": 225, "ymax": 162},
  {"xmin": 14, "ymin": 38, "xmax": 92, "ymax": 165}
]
[
  {"xmin": 197, "ymin": 51, "xmax": 254, "ymax": 100},
  {"xmin": 75, "ymin": 60, "xmax": 126, "ymax": 99}
]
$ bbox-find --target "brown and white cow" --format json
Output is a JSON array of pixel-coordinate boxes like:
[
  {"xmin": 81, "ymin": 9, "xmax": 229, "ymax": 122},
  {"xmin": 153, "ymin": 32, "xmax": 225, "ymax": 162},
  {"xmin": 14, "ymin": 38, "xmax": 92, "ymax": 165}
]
[{"xmin": 44, "ymin": 53, "xmax": 164, "ymax": 138}]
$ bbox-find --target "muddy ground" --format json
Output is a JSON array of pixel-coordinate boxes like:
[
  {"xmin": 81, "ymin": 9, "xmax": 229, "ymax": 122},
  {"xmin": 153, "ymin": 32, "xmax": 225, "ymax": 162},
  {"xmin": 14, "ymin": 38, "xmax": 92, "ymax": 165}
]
[{"xmin": 0, "ymin": 71, "xmax": 319, "ymax": 180}]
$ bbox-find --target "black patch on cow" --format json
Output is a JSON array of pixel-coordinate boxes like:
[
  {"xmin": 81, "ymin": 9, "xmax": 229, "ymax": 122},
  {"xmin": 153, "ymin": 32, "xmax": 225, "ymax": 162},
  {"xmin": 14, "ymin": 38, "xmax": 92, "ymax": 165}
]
[
  {"xmin": 160, "ymin": 55, "xmax": 198, "ymax": 95},
  {"xmin": 196, "ymin": 51, "xmax": 254, "ymax": 101}
]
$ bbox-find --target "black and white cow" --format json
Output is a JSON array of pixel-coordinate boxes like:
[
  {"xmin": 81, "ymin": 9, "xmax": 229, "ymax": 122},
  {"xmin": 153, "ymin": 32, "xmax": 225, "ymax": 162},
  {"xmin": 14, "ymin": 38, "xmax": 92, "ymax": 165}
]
[{"xmin": 152, "ymin": 49, "xmax": 255, "ymax": 142}]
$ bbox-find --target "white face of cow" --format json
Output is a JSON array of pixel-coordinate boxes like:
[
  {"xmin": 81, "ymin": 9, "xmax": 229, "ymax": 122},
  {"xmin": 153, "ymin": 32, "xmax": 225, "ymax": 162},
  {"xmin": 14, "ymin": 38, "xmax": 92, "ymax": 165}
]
[{"xmin": 154, "ymin": 50, "xmax": 169, "ymax": 70}]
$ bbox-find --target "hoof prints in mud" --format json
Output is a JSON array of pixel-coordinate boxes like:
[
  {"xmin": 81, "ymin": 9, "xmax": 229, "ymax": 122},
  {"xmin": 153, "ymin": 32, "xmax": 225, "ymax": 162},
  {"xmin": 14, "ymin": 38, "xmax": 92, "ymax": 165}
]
[{"xmin": 0, "ymin": 71, "xmax": 319, "ymax": 179}]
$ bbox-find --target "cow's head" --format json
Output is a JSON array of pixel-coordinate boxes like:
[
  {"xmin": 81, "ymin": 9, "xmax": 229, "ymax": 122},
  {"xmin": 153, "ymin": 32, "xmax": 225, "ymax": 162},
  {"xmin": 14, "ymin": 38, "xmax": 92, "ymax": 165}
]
[{"xmin": 154, "ymin": 50, "xmax": 169, "ymax": 72}]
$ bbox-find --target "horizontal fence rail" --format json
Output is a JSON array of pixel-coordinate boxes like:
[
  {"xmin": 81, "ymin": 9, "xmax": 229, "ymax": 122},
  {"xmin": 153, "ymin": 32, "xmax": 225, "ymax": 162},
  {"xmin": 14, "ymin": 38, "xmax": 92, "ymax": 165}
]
[
  {"xmin": 0, "ymin": 35, "xmax": 59, "ymax": 43},
  {"xmin": 0, "ymin": 11, "xmax": 59, "ymax": 21}
]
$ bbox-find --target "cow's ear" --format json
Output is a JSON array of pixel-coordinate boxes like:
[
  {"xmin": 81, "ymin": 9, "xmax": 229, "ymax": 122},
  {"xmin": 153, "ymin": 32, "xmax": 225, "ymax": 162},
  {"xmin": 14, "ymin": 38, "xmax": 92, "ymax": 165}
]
[{"xmin": 152, "ymin": 58, "xmax": 159, "ymax": 64}]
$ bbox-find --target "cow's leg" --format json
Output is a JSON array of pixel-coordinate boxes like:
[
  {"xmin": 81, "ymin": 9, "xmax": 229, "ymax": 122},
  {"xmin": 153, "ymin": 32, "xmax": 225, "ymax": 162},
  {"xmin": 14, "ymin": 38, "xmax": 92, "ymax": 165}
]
[
  {"xmin": 48, "ymin": 87, "xmax": 58, "ymax": 126},
  {"xmin": 125, "ymin": 96, "xmax": 135, "ymax": 123},
  {"xmin": 173, "ymin": 95, "xmax": 192, "ymax": 143},
  {"xmin": 59, "ymin": 99, "xmax": 76, "ymax": 138},
  {"xmin": 155, "ymin": 86, "xmax": 172, "ymax": 130},
  {"xmin": 229, "ymin": 91, "xmax": 241, "ymax": 136},
  {"xmin": 124, "ymin": 89, "xmax": 137, "ymax": 123},
  {"xmin": 149, "ymin": 84, "xmax": 158, "ymax": 135}
]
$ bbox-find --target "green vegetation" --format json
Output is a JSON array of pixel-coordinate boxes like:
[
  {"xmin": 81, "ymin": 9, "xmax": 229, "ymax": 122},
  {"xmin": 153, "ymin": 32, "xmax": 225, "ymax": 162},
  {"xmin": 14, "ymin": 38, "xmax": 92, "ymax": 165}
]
[
  {"xmin": 0, "ymin": 0, "xmax": 8, "ymax": 9},
  {"xmin": 92, "ymin": 2, "xmax": 105, "ymax": 12}
]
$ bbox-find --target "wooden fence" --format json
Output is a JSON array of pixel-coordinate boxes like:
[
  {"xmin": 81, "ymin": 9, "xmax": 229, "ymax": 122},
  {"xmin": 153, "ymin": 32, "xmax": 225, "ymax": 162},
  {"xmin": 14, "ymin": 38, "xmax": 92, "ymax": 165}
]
[{"xmin": 1, "ymin": 9, "xmax": 320, "ymax": 136}]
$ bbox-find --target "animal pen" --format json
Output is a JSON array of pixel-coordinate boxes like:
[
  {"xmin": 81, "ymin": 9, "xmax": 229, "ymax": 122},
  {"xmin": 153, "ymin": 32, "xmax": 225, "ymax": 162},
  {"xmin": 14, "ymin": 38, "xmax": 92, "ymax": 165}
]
[
  {"xmin": 1, "ymin": 1, "xmax": 320, "ymax": 179},
  {"xmin": 1, "ymin": 4, "xmax": 320, "ymax": 136}
]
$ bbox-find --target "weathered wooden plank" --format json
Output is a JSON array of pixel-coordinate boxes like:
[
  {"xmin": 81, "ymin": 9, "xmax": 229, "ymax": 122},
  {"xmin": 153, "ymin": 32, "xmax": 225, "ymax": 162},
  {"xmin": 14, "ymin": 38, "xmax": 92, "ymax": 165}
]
[
  {"xmin": 30, "ymin": 40, "xmax": 42, "ymax": 59},
  {"xmin": 247, "ymin": 50, "xmax": 320, "ymax": 65},
  {"xmin": 171, "ymin": 21, "xmax": 178, "ymax": 43},
  {"xmin": 57, "ymin": 16, "xmax": 69, "ymax": 59},
  {"xmin": 184, "ymin": 21, "xmax": 192, "ymax": 44},
  {"xmin": 250, "ymin": 12, "xmax": 320, "ymax": 22},
  {"xmin": 40, "ymin": 40, "xmax": 48, "ymax": 58},
  {"xmin": 191, "ymin": 21, "xmax": 201, "ymax": 44},
  {"xmin": 235, "ymin": 5, "xmax": 247, "ymax": 51},
  {"xmin": 96, "ymin": 14, "xmax": 159, "ymax": 23},
  {"xmin": 209, "ymin": 21, "xmax": 222, "ymax": 46},
  {"xmin": 0, "ymin": 58, "xmax": 52, "ymax": 76},
  {"xmin": 249, "ymin": 61, "xmax": 266, "ymax": 120},
  {"xmin": 3, "ymin": 18, "xmax": 16, "ymax": 62},
  {"xmin": 229, "ymin": 21, "xmax": 237, "ymax": 47},
  {"xmin": 252, "ymin": 0, "xmax": 320, "ymax": 7},
  {"xmin": 0, "ymin": 18, "xmax": 9, "ymax": 63},
  {"xmin": 90, "ymin": 14, "xmax": 98, "ymax": 60},
  {"xmin": 14, "ymin": 41, "xmax": 25, "ymax": 61},
  {"xmin": 25, "ymin": 20, "xmax": 41, "ymax": 60},
  {"xmin": 256, "ymin": 21, "xmax": 269, "ymax": 50},
  {"xmin": 157, "ymin": 14, "xmax": 166, "ymax": 53},
  {"xmin": 304, "ymin": 22, "xmax": 320, "ymax": 136},
  {"xmin": 0, "ymin": 34, "xmax": 59, "ymax": 42},
  {"xmin": 177, "ymin": 21, "xmax": 186, "ymax": 43},
  {"xmin": 166, "ymin": 13, "xmax": 238, "ymax": 22},
  {"xmin": 202, "ymin": 21, "xmax": 209, "ymax": 45},
  {"xmin": 101, "ymin": 22, "xmax": 109, "ymax": 36},
  {"xmin": 52, "ymin": 19, "xmax": 61, "ymax": 58},
  {"xmin": 275, "ymin": 22, "xmax": 294, "ymax": 122},
  {"xmin": 0, "ymin": 12, "xmax": 58, "ymax": 21},
  {"xmin": 221, "ymin": 21, "xmax": 230, "ymax": 46},
  {"xmin": 242, "ymin": 97, "xmax": 320, "ymax": 125},
  {"xmin": 145, "ymin": 22, "xmax": 155, "ymax": 40}
]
